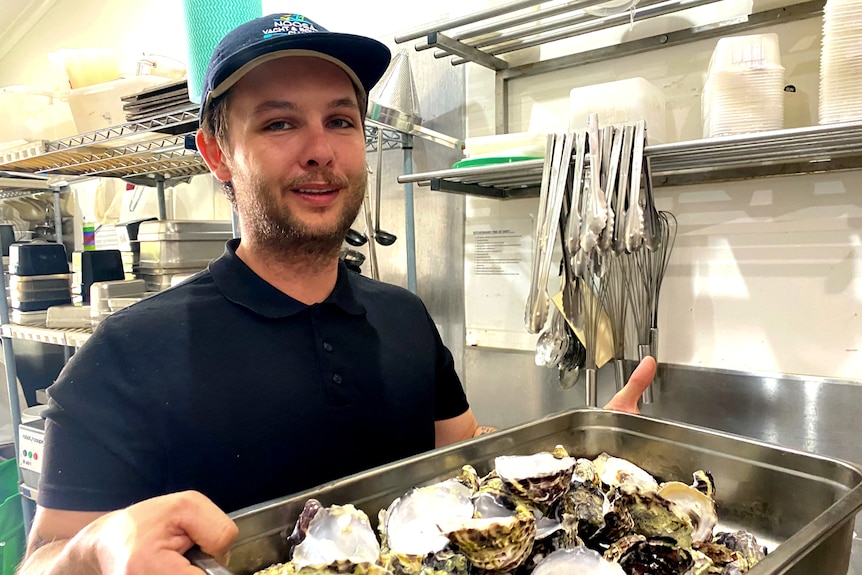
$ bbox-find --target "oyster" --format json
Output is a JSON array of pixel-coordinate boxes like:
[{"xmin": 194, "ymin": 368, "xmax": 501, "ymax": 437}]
[
  {"xmin": 532, "ymin": 547, "xmax": 626, "ymax": 575},
  {"xmin": 613, "ymin": 483, "xmax": 694, "ymax": 548},
  {"xmin": 438, "ymin": 477, "xmax": 537, "ymax": 571},
  {"xmin": 573, "ymin": 457, "xmax": 602, "ymax": 488},
  {"xmin": 712, "ymin": 530, "xmax": 767, "ymax": 572},
  {"xmin": 494, "ymin": 448, "xmax": 576, "ymax": 505},
  {"xmin": 554, "ymin": 480, "xmax": 609, "ymax": 542},
  {"xmin": 287, "ymin": 499, "xmax": 325, "ymax": 559},
  {"xmin": 378, "ymin": 478, "xmax": 474, "ymax": 575},
  {"xmin": 657, "ymin": 481, "xmax": 717, "ymax": 545},
  {"xmin": 593, "ymin": 452, "xmax": 659, "ymax": 493},
  {"xmin": 290, "ymin": 504, "xmax": 385, "ymax": 574},
  {"xmin": 613, "ymin": 536, "xmax": 694, "ymax": 575}
]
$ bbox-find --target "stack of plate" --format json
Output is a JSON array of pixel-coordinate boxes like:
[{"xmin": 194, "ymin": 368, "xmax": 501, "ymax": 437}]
[
  {"xmin": 819, "ymin": 0, "xmax": 862, "ymax": 124},
  {"xmin": 702, "ymin": 34, "xmax": 785, "ymax": 138}
]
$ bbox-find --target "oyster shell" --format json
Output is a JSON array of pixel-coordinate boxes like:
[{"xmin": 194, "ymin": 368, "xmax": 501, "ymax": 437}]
[
  {"xmin": 438, "ymin": 478, "xmax": 537, "ymax": 572},
  {"xmin": 657, "ymin": 481, "xmax": 717, "ymax": 545},
  {"xmin": 378, "ymin": 478, "xmax": 474, "ymax": 575},
  {"xmin": 613, "ymin": 483, "xmax": 694, "ymax": 548},
  {"xmin": 494, "ymin": 449, "xmax": 576, "ymax": 505},
  {"xmin": 532, "ymin": 547, "xmax": 625, "ymax": 575},
  {"xmin": 614, "ymin": 537, "xmax": 694, "ymax": 575},
  {"xmin": 712, "ymin": 530, "xmax": 767, "ymax": 571},
  {"xmin": 593, "ymin": 452, "xmax": 659, "ymax": 493},
  {"xmin": 555, "ymin": 481, "xmax": 609, "ymax": 542},
  {"xmin": 291, "ymin": 504, "xmax": 383, "ymax": 573}
]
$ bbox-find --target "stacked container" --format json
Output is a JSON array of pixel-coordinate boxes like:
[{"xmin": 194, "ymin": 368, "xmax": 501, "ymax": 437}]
[
  {"xmin": 819, "ymin": 0, "xmax": 862, "ymax": 124},
  {"xmin": 7, "ymin": 242, "xmax": 72, "ymax": 325},
  {"xmin": 702, "ymin": 34, "xmax": 785, "ymax": 138},
  {"xmin": 137, "ymin": 220, "xmax": 232, "ymax": 291}
]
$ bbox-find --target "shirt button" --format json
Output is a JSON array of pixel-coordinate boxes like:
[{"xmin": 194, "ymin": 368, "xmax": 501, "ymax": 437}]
[
  {"xmin": 332, "ymin": 373, "xmax": 342, "ymax": 384},
  {"xmin": 323, "ymin": 342, "xmax": 333, "ymax": 352}
]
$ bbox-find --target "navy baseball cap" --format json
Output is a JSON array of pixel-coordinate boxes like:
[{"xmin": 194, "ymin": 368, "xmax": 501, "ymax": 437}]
[{"xmin": 198, "ymin": 13, "xmax": 391, "ymax": 121}]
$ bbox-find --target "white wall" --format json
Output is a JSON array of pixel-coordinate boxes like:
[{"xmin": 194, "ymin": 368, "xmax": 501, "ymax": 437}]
[{"xmin": 462, "ymin": 1, "xmax": 862, "ymax": 381}]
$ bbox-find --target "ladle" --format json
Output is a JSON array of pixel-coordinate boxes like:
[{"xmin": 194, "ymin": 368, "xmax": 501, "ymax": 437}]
[
  {"xmin": 345, "ymin": 228, "xmax": 368, "ymax": 247},
  {"xmin": 373, "ymin": 129, "xmax": 397, "ymax": 246}
]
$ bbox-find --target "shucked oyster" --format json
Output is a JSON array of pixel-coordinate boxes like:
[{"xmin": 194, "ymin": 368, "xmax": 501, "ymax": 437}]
[{"xmin": 378, "ymin": 478, "xmax": 474, "ymax": 575}]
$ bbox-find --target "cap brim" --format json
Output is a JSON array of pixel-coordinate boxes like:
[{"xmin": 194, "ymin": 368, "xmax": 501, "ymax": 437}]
[{"xmin": 205, "ymin": 32, "xmax": 390, "ymax": 108}]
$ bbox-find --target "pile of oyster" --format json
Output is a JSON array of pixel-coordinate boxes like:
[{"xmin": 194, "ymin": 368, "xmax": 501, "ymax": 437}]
[{"xmin": 255, "ymin": 448, "xmax": 767, "ymax": 575}]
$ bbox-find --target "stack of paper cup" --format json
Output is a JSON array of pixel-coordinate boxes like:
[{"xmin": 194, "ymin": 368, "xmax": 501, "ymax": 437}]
[
  {"xmin": 702, "ymin": 34, "xmax": 785, "ymax": 138},
  {"xmin": 819, "ymin": 0, "xmax": 862, "ymax": 124}
]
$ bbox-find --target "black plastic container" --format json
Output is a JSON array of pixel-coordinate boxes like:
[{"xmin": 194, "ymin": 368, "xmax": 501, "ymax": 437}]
[
  {"xmin": 73, "ymin": 250, "xmax": 125, "ymax": 303},
  {"xmin": 8, "ymin": 241, "xmax": 69, "ymax": 276}
]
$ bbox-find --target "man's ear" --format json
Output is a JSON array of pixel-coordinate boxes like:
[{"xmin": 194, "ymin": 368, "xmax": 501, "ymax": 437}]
[{"xmin": 196, "ymin": 130, "xmax": 233, "ymax": 182}]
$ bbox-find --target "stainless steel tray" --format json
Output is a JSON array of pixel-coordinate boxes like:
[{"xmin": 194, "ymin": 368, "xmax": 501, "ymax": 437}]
[
  {"xmin": 212, "ymin": 409, "xmax": 862, "ymax": 575},
  {"xmin": 138, "ymin": 240, "xmax": 225, "ymax": 269},
  {"xmin": 137, "ymin": 220, "xmax": 233, "ymax": 241}
]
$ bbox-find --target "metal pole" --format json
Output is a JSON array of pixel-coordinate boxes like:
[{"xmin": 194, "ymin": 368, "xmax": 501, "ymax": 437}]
[
  {"xmin": 395, "ymin": 0, "xmax": 546, "ymax": 43},
  {"xmin": 231, "ymin": 211, "xmax": 241, "ymax": 239},
  {"xmin": 0, "ymin": 236, "xmax": 30, "ymax": 530},
  {"xmin": 403, "ymin": 136, "xmax": 417, "ymax": 294},
  {"xmin": 52, "ymin": 187, "xmax": 64, "ymax": 247},
  {"xmin": 156, "ymin": 176, "xmax": 167, "ymax": 220}
]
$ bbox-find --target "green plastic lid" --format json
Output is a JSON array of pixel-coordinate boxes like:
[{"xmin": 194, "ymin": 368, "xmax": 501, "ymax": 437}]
[{"xmin": 452, "ymin": 156, "xmax": 543, "ymax": 169}]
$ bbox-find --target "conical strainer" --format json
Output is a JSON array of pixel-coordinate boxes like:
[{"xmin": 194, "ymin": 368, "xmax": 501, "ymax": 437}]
[{"xmin": 367, "ymin": 49, "xmax": 422, "ymax": 132}]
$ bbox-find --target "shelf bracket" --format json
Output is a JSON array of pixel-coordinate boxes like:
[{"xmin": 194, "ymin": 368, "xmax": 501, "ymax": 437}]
[
  {"xmin": 430, "ymin": 178, "xmax": 510, "ymax": 198},
  {"xmin": 427, "ymin": 32, "xmax": 510, "ymax": 71}
]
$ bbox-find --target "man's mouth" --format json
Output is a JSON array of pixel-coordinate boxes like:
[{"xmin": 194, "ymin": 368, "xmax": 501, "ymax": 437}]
[{"xmin": 294, "ymin": 188, "xmax": 337, "ymax": 194}]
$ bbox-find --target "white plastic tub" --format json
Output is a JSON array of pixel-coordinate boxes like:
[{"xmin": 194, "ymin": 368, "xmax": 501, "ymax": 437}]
[
  {"xmin": 68, "ymin": 75, "xmax": 172, "ymax": 134},
  {"xmin": 569, "ymin": 77, "xmax": 667, "ymax": 143},
  {"xmin": 0, "ymin": 86, "xmax": 77, "ymax": 145}
]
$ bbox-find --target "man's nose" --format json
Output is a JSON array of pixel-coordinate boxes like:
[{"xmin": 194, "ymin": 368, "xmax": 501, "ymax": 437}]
[{"xmin": 301, "ymin": 125, "xmax": 335, "ymax": 167}]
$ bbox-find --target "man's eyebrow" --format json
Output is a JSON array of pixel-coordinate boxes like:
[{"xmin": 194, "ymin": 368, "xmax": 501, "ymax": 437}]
[
  {"xmin": 328, "ymin": 98, "xmax": 360, "ymax": 111},
  {"xmin": 251, "ymin": 100, "xmax": 299, "ymax": 115},
  {"xmin": 250, "ymin": 98, "xmax": 358, "ymax": 115}
]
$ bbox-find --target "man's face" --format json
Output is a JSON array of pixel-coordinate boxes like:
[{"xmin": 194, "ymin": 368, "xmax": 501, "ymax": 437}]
[{"xmin": 217, "ymin": 56, "xmax": 367, "ymax": 252}]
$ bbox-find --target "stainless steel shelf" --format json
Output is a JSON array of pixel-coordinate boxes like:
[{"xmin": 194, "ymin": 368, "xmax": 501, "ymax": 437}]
[
  {"xmin": 397, "ymin": 122, "xmax": 862, "ymax": 197},
  {"xmin": 0, "ymin": 324, "xmax": 92, "ymax": 348},
  {"xmin": 0, "ymin": 106, "xmax": 460, "ymax": 181}
]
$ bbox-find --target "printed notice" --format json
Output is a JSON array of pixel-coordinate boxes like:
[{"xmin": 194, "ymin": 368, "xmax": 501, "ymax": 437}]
[
  {"xmin": 465, "ymin": 212, "xmax": 538, "ymax": 351},
  {"xmin": 473, "ymin": 228, "xmax": 524, "ymax": 276}
]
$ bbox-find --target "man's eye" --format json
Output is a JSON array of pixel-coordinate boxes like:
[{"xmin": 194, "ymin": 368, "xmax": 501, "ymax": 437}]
[
  {"xmin": 266, "ymin": 121, "xmax": 291, "ymax": 131},
  {"xmin": 329, "ymin": 118, "xmax": 354, "ymax": 129}
]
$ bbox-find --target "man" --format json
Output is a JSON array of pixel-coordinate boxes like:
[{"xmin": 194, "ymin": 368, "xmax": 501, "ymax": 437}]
[{"xmin": 17, "ymin": 14, "xmax": 657, "ymax": 575}]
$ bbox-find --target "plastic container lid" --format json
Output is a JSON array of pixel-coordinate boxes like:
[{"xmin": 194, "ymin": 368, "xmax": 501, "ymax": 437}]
[
  {"xmin": 708, "ymin": 33, "xmax": 783, "ymax": 74},
  {"xmin": 452, "ymin": 156, "xmax": 543, "ymax": 169}
]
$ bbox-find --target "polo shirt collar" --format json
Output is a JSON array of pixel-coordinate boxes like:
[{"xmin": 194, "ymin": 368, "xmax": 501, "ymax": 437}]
[{"xmin": 209, "ymin": 239, "xmax": 366, "ymax": 318}]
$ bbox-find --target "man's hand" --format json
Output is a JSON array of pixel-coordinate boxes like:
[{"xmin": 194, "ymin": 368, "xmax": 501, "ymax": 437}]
[
  {"xmin": 84, "ymin": 491, "xmax": 238, "ymax": 574},
  {"xmin": 602, "ymin": 356, "xmax": 657, "ymax": 414},
  {"xmin": 20, "ymin": 491, "xmax": 238, "ymax": 575}
]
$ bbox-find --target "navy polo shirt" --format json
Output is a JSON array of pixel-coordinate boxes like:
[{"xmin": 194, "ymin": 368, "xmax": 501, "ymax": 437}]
[{"xmin": 39, "ymin": 239, "xmax": 468, "ymax": 513}]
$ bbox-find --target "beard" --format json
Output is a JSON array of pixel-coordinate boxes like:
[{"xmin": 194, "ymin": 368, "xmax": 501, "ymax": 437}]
[{"xmin": 233, "ymin": 167, "xmax": 366, "ymax": 266}]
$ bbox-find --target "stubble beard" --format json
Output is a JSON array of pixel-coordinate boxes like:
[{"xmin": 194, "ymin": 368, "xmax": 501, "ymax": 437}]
[{"xmin": 235, "ymin": 169, "xmax": 366, "ymax": 269}]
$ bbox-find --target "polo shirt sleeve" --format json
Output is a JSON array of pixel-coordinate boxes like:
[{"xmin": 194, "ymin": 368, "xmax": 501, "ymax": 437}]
[
  {"xmin": 38, "ymin": 315, "xmax": 169, "ymax": 511},
  {"xmin": 426, "ymin": 310, "xmax": 470, "ymax": 421}
]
